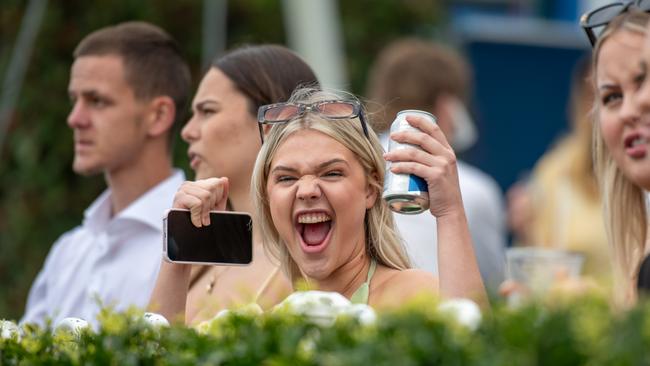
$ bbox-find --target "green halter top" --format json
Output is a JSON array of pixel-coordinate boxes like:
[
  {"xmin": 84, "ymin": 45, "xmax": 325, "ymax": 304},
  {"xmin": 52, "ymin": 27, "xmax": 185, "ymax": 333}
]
[{"xmin": 349, "ymin": 259, "xmax": 377, "ymax": 304}]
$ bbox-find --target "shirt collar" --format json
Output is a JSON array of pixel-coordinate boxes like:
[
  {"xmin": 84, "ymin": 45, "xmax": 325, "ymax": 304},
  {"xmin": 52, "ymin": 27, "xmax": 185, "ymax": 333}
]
[
  {"xmin": 83, "ymin": 169, "xmax": 186, "ymax": 232},
  {"xmin": 83, "ymin": 190, "xmax": 112, "ymax": 233}
]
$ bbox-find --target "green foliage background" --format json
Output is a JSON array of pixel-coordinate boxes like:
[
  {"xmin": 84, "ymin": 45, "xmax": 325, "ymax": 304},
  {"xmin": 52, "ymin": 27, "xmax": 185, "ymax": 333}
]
[{"xmin": 0, "ymin": 1, "xmax": 441, "ymax": 320}]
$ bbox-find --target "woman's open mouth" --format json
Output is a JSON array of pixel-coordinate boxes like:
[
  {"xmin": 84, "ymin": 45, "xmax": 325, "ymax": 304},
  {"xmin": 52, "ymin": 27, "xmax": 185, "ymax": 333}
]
[
  {"xmin": 188, "ymin": 152, "xmax": 202, "ymax": 170},
  {"xmin": 295, "ymin": 211, "xmax": 333, "ymax": 253},
  {"xmin": 625, "ymin": 134, "xmax": 648, "ymax": 159}
]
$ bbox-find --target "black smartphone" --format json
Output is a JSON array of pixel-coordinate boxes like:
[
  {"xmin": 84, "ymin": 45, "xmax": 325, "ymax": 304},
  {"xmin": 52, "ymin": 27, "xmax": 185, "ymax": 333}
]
[{"xmin": 163, "ymin": 209, "xmax": 253, "ymax": 265}]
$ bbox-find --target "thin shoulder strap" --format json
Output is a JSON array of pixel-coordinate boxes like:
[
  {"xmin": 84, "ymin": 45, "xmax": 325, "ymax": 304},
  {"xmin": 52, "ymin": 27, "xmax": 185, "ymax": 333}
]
[
  {"xmin": 350, "ymin": 259, "xmax": 377, "ymax": 304},
  {"xmin": 255, "ymin": 266, "xmax": 282, "ymax": 302}
]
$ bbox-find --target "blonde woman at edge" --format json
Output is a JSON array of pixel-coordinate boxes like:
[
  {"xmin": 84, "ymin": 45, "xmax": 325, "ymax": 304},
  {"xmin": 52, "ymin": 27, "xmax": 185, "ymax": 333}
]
[
  {"xmin": 171, "ymin": 88, "xmax": 488, "ymax": 309},
  {"xmin": 591, "ymin": 10, "xmax": 650, "ymax": 306}
]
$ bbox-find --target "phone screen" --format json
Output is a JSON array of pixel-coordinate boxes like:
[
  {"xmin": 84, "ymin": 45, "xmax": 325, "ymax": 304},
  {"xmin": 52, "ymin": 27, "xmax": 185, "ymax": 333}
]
[{"xmin": 164, "ymin": 209, "xmax": 253, "ymax": 265}]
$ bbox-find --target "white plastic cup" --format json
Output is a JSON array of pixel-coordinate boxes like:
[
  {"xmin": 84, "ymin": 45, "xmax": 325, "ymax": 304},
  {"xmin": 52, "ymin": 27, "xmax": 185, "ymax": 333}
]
[{"xmin": 505, "ymin": 247, "xmax": 584, "ymax": 304}]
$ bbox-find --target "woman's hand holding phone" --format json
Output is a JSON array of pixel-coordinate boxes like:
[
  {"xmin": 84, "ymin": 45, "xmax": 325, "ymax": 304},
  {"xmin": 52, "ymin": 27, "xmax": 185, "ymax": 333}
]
[
  {"xmin": 165, "ymin": 177, "xmax": 252, "ymax": 266},
  {"xmin": 173, "ymin": 177, "xmax": 229, "ymax": 227}
]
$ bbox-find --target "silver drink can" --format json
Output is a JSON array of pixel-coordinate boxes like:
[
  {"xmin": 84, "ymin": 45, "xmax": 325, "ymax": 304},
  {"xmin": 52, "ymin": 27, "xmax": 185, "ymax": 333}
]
[{"xmin": 383, "ymin": 110, "xmax": 436, "ymax": 214}]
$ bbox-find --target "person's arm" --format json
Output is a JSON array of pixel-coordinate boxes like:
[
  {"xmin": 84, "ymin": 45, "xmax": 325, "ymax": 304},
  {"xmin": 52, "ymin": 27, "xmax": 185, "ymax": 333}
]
[
  {"xmin": 436, "ymin": 210, "xmax": 488, "ymax": 307},
  {"xmin": 148, "ymin": 261, "xmax": 192, "ymax": 323},
  {"xmin": 148, "ymin": 177, "xmax": 230, "ymax": 324},
  {"xmin": 384, "ymin": 115, "xmax": 488, "ymax": 308}
]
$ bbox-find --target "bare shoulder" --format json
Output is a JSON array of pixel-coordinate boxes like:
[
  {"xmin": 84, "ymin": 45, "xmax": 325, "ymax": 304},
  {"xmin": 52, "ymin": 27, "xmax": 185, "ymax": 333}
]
[
  {"xmin": 370, "ymin": 267, "xmax": 439, "ymax": 308},
  {"xmin": 384, "ymin": 269, "xmax": 439, "ymax": 290}
]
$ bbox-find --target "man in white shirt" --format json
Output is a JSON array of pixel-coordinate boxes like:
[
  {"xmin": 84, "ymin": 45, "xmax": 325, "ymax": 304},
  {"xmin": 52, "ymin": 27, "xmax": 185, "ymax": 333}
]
[
  {"xmin": 21, "ymin": 21, "xmax": 191, "ymax": 327},
  {"xmin": 366, "ymin": 38, "xmax": 506, "ymax": 293}
]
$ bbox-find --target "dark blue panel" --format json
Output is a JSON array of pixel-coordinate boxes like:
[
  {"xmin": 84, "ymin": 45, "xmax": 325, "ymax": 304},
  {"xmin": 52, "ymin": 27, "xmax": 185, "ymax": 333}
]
[{"xmin": 460, "ymin": 41, "xmax": 588, "ymax": 192}]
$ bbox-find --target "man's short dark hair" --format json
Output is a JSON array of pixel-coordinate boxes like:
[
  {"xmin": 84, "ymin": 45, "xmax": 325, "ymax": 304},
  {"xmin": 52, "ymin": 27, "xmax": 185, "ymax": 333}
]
[
  {"xmin": 366, "ymin": 38, "xmax": 471, "ymax": 133},
  {"xmin": 74, "ymin": 21, "xmax": 191, "ymax": 146}
]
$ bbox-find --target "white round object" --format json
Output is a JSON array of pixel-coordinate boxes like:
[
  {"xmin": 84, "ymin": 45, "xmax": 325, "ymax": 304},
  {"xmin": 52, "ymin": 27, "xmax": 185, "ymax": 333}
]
[
  {"xmin": 340, "ymin": 303, "xmax": 377, "ymax": 325},
  {"xmin": 143, "ymin": 312, "xmax": 169, "ymax": 328},
  {"xmin": 282, "ymin": 291, "xmax": 351, "ymax": 313},
  {"xmin": 437, "ymin": 298, "xmax": 482, "ymax": 331},
  {"xmin": 54, "ymin": 317, "xmax": 89, "ymax": 337},
  {"xmin": 0, "ymin": 320, "xmax": 21, "ymax": 340},
  {"xmin": 277, "ymin": 291, "xmax": 352, "ymax": 326}
]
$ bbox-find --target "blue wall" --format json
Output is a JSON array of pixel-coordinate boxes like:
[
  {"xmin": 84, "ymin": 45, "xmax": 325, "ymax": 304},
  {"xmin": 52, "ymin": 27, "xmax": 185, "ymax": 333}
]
[{"xmin": 460, "ymin": 40, "xmax": 588, "ymax": 192}]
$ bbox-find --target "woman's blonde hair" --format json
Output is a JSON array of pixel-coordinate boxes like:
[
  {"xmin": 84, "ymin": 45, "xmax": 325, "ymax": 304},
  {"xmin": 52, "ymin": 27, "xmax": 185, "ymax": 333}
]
[
  {"xmin": 592, "ymin": 10, "xmax": 650, "ymax": 305},
  {"xmin": 251, "ymin": 88, "xmax": 412, "ymax": 282}
]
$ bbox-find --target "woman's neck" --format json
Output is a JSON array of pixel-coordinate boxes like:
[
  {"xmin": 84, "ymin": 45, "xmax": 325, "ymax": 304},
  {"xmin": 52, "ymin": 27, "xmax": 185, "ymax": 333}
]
[
  {"xmin": 309, "ymin": 247, "xmax": 370, "ymax": 299},
  {"xmin": 228, "ymin": 180, "xmax": 253, "ymax": 212}
]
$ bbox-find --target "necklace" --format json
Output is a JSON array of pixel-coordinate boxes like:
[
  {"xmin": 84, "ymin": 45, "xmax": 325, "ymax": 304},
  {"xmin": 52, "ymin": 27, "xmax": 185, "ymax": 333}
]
[
  {"xmin": 204, "ymin": 266, "xmax": 229, "ymax": 294},
  {"xmin": 206, "ymin": 276, "xmax": 216, "ymax": 293}
]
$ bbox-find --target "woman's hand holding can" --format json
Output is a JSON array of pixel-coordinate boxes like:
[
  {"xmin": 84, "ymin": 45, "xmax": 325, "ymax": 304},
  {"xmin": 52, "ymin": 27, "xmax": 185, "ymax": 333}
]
[{"xmin": 383, "ymin": 113, "xmax": 464, "ymax": 219}]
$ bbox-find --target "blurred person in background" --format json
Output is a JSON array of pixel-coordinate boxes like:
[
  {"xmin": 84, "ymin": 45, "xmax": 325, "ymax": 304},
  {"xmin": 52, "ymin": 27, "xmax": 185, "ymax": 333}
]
[
  {"xmin": 506, "ymin": 57, "xmax": 611, "ymax": 284},
  {"xmin": 588, "ymin": 8, "xmax": 650, "ymax": 306},
  {"xmin": 21, "ymin": 21, "xmax": 191, "ymax": 326},
  {"xmin": 149, "ymin": 45, "xmax": 320, "ymax": 325},
  {"xmin": 365, "ymin": 38, "xmax": 506, "ymax": 293}
]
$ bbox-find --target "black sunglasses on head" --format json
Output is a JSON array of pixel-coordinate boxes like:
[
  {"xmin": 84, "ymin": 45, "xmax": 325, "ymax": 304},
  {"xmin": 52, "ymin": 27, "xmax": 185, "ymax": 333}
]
[
  {"xmin": 256, "ymin": 100, "xmax": 370, "ymax": 143},
  {"xmin": 580, "ymin": 0, "xmax": 650, "ymax": 47}
]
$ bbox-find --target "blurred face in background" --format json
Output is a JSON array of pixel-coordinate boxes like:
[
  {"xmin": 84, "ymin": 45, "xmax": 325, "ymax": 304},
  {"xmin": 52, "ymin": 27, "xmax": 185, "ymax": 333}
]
[
  {"xmin": 630, "ymin": 25, "xmax": 650, "ymax": 190},
  {"xmin": 182, "ymin": 67, "xmax": 261, "ymax": 183},
  {"xmin": 596, "ymin": 29, "xmax": 650, "ymax": 188},
  {"xmin": 67, "ymin": 55, "xmax": 151, "ymax": 176}
]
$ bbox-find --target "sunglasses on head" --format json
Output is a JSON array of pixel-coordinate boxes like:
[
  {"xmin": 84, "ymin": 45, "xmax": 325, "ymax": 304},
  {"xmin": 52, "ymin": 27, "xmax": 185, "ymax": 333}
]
[
  {"xmin": 256, "ymin": 100, "xmax": 370, "ymax": 143},
  {"xmin": 580, "ymin": 0, "xmax": 650, "ymax": 47}
]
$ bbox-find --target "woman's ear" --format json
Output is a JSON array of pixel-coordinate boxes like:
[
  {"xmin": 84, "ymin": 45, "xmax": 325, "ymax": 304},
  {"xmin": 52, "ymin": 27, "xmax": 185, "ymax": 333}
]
[
  {"xmin": 365, "ymin": 171, "xmax": 379, "ymax": 209},
  {"xmin": 146, "ymin": 96, "xmax": 176, "ymax": 137}
]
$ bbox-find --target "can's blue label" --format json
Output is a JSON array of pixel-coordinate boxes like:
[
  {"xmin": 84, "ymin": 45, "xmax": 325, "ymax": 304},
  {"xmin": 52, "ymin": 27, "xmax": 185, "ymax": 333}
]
[
  {"xmin": 383, "ymin": 109, "xmax": 436, "ymax": 214},
  {"xmin": 408, "ymin": 175, "xmax": 428, "ymax": 192}
]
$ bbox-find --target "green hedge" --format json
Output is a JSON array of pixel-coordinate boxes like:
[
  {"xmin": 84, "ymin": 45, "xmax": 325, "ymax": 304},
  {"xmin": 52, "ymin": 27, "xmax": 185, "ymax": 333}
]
[{"xmin": 2, "ymin": 296, "xmax": 649, "ymax": 365}]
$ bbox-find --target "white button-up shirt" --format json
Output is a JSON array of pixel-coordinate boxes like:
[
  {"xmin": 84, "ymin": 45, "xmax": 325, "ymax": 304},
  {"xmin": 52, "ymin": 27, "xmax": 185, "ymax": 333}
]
[{"xmin": 21, "ymin": 170, "xmax": 185, "ymax": 327}]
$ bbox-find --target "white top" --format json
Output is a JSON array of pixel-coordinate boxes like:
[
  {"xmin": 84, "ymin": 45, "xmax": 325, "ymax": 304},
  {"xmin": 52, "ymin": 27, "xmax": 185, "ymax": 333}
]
[
  {"xmin": 21, "ymin": 170, "xmax": 185, "ymax": 327},
  {"xmin": 380, "ymin": 133, "xmax": 506, "ymax": 292}
]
